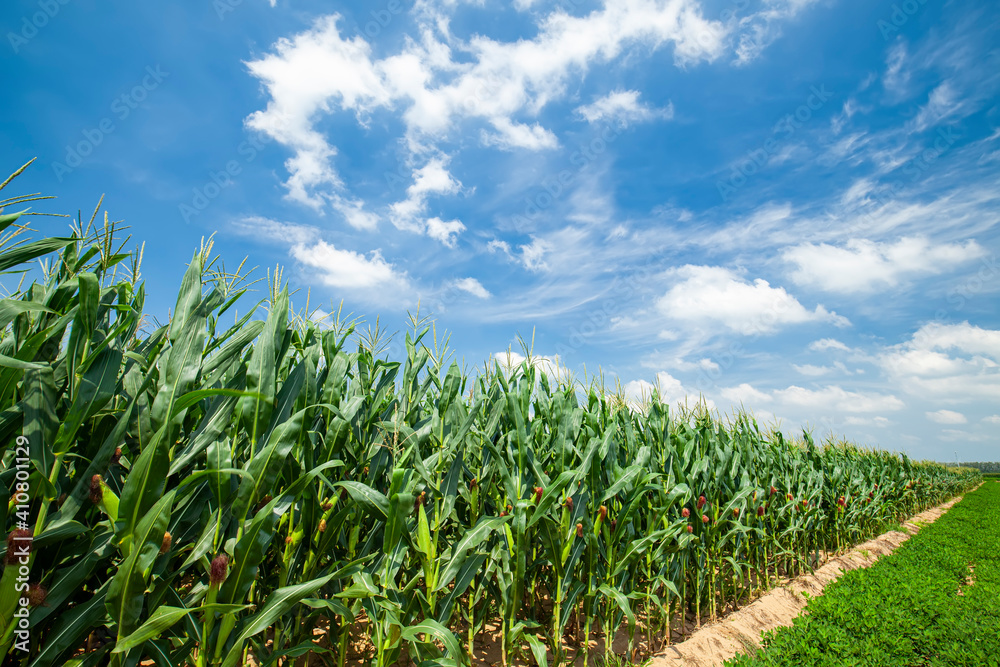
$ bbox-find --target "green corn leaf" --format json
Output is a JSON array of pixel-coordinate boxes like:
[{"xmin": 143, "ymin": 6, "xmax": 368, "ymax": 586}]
[
  {"xmin": 21, "ymin": 364, "xmax": 58, "ymax": 485},
  {"xmin": 334, "ymin": 481, "xmax": 391, "ymax": 521},
  {"xmin": 524, "ymin": 631, "xmax": 548, "ymax": 667},
  {"xmin": 0, "ymin": 353, "xmax": 46, "ymax": 370},
  {"xmin": 237, "ymin": 288, "xmax": 288, "ymax": 443},
  {"xmin": 116, "ymin": 425, "xmax": 171, "ymax": 541},
  {"xmin": 220, "ymin": 570, "xmax": 339, "ymax": 667},
  {"xmin": 106, "ymin": 491, "xmax": 175, "ymax": 636},
  {"xmin": 112, "ymin": 603, "xmax": 249, "ymax": 654},
  {"xmin": 399, "ymin": 619, "xmax": 463, "ymax": 661},
  {"xmin": 231, "ymin": 408, "xmax": 306, "ymax": 522},
  {"xmin": 0, "ymin": 236, "xmax": 76, "ymax": 272},
  {"xmin": 30, "ymin": 581, "xmax": 111, "ymax": 667},
  {"xmin": 218, "ymin": 496, "xmax": 290, "ymax": 605},
  {"xmin": 435, "ymin": 516, "xmax": 509, "ymax": 591}
]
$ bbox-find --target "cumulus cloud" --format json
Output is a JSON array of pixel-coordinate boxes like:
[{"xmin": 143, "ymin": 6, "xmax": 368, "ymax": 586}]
[
  {"xmin": 245, "ymin": 3, "xmax": 728, "ymax": 227},
  {"xmin": 575, "ymin": 90, "xmax": 673, "ymax": 124},
  {"xmin": 426, "ymin": 217, "xmax": 466, "ymax": 247},
  {"xmin": 290, "ymin": 240, "xmax": 409, "ymax": 292},
  {"xmin": 880, "ymin": 322, "xmax": 1000, "ymax": 401},
  {"xmin": 244, "ymin": 17, "xmax": 388, "ymax": 218},
  {"xmin": 926, "ymin": 409, "xmax": 967, "ymax": 425},
  {"xmin": 783, "ymin": 237, "xmax": 983, "ymax": 293},
  {"xmin": 719, "ymin": 383, "xmax": 773, "ymax": 405},
  {"xmin": 493, "ymin": 350, "xmax": 571, "ymax": 382},
  {"xmin": 622, "ymin": 371, "xmax": 715, "ymax": 410},
  {"xmin": 448, "ymin": 277, "xmax": 491, "ymax": 299},
  {"xmin": 792, "ymin": 364, "xmax": 831, "ymax": 377},
  {"xmin": 389, "ymin": 158, "xmax": 463, "ymax": 226},
  {"xmin": 793, "ymin": 362, "xmax": 852, "ymax": 377},
  {"xmin": 656, "ymin": 265, "xmax": 848, "ymax": 334},
  {"xmin": 772, "ymin": 385, "xmax": 906, "ymax": 413},
  {"xmin": 489, "ymin": 236, "xmax": 551, "ymax": 272},
  {"xmin": 843, "ymin": 416, "xmax": 892, "ymax": 428},
  {"xmin": 230, "ymin": 216, "xmax": 409, "ymax": 298},
  {"xmin": 809, "ymin": 338, "xmax": 851, "ymax": 352}
]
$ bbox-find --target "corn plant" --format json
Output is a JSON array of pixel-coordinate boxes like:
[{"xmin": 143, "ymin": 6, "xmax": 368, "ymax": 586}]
[{"xmin": 0, "ymin": 163, "xmax": 982, "ymax": 667}]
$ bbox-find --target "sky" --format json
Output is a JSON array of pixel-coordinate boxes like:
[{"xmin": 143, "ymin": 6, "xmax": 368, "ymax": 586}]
[{"xmin": 2, "ymin": 0, "xmax": 999, "ymax": 461}]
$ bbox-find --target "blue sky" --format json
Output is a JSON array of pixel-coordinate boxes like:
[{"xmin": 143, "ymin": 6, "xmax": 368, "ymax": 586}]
[{"xmin": 3, "ymin": 0, "xmax": 999, "ymax": 461}]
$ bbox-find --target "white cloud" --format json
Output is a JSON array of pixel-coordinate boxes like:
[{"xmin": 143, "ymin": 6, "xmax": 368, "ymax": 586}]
[
  {"xmin": 519, "ymin": 237, "xmax": 551, "ymax": 272},
  {"xmin": 245, "ymin": 16, "xmax": 389, "ymax": 215},
  {"xmin": 426, "ymin": 217, "xmax": 466, "ymax": 247},
  {"xmin": 773, "ymin": 385, "xmax": 906, "ymax": 413},
  {"xmin": 983, "ymin": 415, "xmax": 1000, "ymax": 424},
  {"xmin": 729, "ymin": 0, "xmax": 821, "ymax": 66},
  {"xmin": 926, "ymin": 409, "xmax": 967, "ymax": 425},
  {"xmin": 809, "ymin": 338, "xmax": 851, "ymax": 352},
  {"xmin": 656, "ymin": 265, "xmax": 848, "ymax": 334},
  {"xmin": 448, "ymin": 277, "xmax": 491, "ymax": 299},
  {"xmin": 843, "ymin": 416, "xmax": 892, "ymax": 428},
  {"xmin": 487, "ymin": 238, "xmax": 511, "ymax": 255},
  {"xmin": 908, "ymin": 321, "xmax": 1000, "ymax": 360},
  {"xmin": 940, "ymin": 429, "xmax": 991, "ymax": 443},
  {"xmin": 229, "ymin": 217, "xmax": 410, "ymax": 301},
  {"xmin": 335, "ymin": 199, "xmax": 380, "ymax": 231},
  {"xmin": 880, "ymin": 322, "xmax": 1000, "ymax": 402},
  {"xmin": 388, "ymin": 158, "xmax": 467, "ymax": 244},
  {"xmin": 493, "ymin": 350, "xmax": 570, "ymax": 382},
  {"xmin": 481, "ymin": 119, "xmax": 560, "ymax": 151},
  {"xmin": 622, "ymin": 371, "xmax": 715, "ymax": 410},
  {"xmin": 719, "ymin": 383, "xmax": 773, "ymax": 405},
  {"xmin": 290, "ymin": 240, "xmax": 408, "ymax": 291},
  {"xmin": 792, "ymin": 364, "xmax": 831, "ymax": 377},
  {"xmin": 883, "ymin": 41, "xmax": 910, "ymax": 97},
  {"xmin": 492, "ymin": 236, "xmax": 552, "ymax": 272},
  {"xmin": 575, "ymin": 90, "xmax": 673, "ymax": 124},
  {"xmin": 783, "ymin": 237, "xmax": 983, "ymax": 293},
  {"xmin": 793, "ymin": 361, "xmax": 853, "ymax": 377},
  {"xmin": 910, "ymin": 81, "xmax": 964, "ymax": 132},
  {"xmin": 245, "ymin": 3, "xmax": 729, "ymax": 223}
]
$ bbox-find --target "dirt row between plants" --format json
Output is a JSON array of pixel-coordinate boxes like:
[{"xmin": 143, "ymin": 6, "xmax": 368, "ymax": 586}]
[{"xmin": 648, "ymin": 494, "xmax": 968, "ymax": 667}]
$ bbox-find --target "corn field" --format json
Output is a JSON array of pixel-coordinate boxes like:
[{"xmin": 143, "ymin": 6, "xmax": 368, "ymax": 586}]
[{"xmin": 0, "ymin": 166, "xmax": 982, "ymax": 667}]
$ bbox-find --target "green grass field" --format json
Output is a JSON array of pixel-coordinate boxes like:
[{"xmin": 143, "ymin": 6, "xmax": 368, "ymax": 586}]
[{"xmin": 726, "ymin": 481, "xmax": 1000, "ymax": 666}]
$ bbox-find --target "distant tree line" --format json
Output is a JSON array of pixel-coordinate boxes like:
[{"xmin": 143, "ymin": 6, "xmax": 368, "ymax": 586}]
[{"xmin": 956, "ymin": 461, "xmax": 1000, "ymax": 473}]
